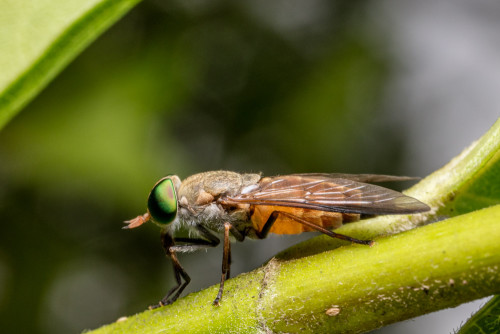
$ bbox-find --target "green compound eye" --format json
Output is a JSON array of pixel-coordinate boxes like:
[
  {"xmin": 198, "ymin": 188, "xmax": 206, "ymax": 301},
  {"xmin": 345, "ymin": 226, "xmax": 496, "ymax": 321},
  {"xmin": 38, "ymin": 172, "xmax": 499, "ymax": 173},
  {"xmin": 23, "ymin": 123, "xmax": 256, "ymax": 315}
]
[{"xmin": 147, "ymin": 177, "xmax": 178, "ymax": 225}]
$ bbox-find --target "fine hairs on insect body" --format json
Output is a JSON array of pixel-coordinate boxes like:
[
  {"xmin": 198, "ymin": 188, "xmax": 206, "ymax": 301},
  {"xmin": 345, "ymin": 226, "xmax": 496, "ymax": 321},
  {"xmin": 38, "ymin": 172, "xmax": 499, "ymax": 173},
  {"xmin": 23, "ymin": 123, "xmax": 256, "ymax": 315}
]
[{"xmin": 124, "ymin": 171, "xmax": 430, "ymax": 307}]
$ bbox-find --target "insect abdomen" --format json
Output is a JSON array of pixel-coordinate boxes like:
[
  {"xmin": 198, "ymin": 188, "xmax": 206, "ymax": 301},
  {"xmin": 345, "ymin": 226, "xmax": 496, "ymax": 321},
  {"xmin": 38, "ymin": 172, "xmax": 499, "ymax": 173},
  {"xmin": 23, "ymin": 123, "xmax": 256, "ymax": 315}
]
[{"xmin": 250, "ymin": 205, "xmax": 360, "ymax": 235}]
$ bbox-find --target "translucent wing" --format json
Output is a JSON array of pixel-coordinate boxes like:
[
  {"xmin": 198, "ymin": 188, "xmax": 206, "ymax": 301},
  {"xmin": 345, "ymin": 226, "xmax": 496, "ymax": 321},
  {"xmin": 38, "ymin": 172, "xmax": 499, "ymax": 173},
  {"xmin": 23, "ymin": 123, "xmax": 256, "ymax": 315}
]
[
  {"xmin": 222, "ymin": 174, "xmax": 429, "ymax": 215},
  {"xmin": 291, "ymin": 173, "xmax": 419, "ymax": 183}
]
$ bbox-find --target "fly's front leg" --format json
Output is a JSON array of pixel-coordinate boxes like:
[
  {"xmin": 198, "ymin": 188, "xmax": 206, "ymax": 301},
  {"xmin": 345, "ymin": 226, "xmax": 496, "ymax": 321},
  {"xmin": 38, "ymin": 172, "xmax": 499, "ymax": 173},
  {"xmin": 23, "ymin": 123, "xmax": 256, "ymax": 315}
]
[
  {"xmin": 213, "ymin": 222, "xmax": 232, "ymax": 306},
  {"xmin": 150, "ymin": 231, "xmax": 189, "ymax": 309},
  {"xmin": 152, "ymin": 227, "xmax": 220, "ymax": 309},
  {"xmin": 257, "ymin": 211, "xmax": 374, "ymax": 246}
]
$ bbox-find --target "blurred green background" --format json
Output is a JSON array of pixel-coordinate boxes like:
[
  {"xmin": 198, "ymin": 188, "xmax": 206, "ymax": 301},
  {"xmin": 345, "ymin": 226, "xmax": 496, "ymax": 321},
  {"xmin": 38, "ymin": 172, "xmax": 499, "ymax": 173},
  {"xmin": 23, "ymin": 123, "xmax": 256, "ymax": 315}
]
[{"xmin": 0, "ymin": 1, "xmax": 499, "ymax": 333}]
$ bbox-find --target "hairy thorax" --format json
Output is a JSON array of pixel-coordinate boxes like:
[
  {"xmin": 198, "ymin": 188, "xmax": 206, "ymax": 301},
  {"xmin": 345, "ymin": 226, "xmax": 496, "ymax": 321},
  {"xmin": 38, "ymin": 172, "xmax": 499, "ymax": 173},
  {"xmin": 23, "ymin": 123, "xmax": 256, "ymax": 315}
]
[{"xmin": 174, "ymin": 171, "xmax": 260, "ymax": 234}]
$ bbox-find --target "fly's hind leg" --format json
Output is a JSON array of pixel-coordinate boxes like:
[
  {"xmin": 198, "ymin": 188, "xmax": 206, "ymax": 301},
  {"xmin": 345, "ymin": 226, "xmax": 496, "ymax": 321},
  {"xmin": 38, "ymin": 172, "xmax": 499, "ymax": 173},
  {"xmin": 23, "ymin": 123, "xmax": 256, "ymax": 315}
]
[{"xmin": 256, "ymin": 211, "xmax": 374, "ymax": 246}]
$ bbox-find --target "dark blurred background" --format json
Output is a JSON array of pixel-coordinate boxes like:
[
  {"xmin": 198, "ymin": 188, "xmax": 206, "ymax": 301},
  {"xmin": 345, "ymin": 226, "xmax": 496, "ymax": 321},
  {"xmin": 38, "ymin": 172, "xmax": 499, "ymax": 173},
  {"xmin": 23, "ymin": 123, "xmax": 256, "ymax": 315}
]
[{"xmin": 0, "ymin": 0, "xmax": 499, "ymax": 333}]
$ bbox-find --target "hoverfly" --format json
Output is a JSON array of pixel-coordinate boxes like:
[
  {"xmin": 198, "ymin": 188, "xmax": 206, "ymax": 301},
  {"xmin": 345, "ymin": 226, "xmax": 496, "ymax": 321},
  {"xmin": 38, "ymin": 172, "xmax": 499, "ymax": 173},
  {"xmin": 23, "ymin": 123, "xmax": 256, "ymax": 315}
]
[{"xmin": 124, "ymin": 171, "xmax": 430, "ymax": 308}]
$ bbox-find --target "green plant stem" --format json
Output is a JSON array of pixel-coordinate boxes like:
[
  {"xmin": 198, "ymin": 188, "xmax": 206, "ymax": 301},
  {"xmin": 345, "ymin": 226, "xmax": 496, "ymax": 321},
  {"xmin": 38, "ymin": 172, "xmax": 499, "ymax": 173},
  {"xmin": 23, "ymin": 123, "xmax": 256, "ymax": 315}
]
[
  {"xmin": 90, "ymin": 205, "xmax": 500, "ymax": 334},
  {"xmin": 88, "ymin": 119, "xmax": 500, "ymax": 333}
]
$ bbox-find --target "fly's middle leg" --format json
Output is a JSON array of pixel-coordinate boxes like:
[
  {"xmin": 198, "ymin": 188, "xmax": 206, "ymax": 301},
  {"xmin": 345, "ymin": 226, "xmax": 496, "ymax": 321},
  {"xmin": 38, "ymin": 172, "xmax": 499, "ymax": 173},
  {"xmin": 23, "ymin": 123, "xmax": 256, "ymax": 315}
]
[{"xmin": 213, "ymin": 222, "xmax": 232, "ymax": 306}]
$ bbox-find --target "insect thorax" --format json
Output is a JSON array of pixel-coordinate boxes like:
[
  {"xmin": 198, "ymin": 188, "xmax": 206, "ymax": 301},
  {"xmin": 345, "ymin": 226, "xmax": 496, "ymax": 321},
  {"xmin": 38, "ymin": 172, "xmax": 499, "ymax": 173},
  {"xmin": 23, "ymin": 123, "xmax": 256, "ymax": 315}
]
[{"xmin": 175, "ymin": 203, "xmax": 253, "ymax": 236}]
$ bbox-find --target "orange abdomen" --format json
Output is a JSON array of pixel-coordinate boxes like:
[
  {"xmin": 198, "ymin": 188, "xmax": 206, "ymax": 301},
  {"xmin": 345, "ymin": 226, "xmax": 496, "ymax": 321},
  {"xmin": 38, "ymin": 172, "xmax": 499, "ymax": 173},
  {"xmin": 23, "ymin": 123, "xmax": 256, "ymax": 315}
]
[{"xmin": 250, "ymin": 205, "xmax": 360, "ymax": 235}]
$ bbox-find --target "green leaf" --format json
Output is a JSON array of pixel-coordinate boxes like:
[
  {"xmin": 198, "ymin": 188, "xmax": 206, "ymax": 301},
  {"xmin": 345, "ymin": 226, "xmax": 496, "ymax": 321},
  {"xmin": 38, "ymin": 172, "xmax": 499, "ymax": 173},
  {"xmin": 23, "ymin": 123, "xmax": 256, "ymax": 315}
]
[
  {"xmin": 0, "ymin": 0, "xmax": 141, "ymax": 130},
  {"xmin": 86, "ymin": 120, "xmax": 500, "ymax": 333},
  {"xmin": 457, "ymin": 295, "xmax": 500, "ymax": 334}
]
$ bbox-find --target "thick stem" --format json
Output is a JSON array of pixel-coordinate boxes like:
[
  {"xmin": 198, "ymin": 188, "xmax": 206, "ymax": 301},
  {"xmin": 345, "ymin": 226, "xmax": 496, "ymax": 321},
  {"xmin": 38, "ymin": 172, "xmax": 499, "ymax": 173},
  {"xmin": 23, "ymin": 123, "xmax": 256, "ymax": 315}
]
[{"xmin": 90, "ymin": 205, "xmax": 500, "ymax": 334}]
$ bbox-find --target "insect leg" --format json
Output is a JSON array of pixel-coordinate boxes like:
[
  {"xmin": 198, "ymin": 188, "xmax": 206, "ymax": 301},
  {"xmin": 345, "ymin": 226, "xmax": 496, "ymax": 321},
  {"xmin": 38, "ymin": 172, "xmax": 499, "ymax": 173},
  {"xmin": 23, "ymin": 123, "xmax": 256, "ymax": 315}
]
[
  {"xmin": 155, "ymin": 224, "xmax": 237, "ymax": 307},
  {"xmin": 213, "ymin": 222, "xmax": 232, "ymax": 306},
  {"xmin": 171, "ymin": 237, "xmax": 216, "ymax": 248},
  {"xmin": 149, "ymin": 231, "xmax": 191, "ymax": 309},
  {"xmin": 258, "ymin": 211, "xmax": 374, "ymax": 246},
  {"xmin": 151, "ymin": 225, "xmax": 221, "ymax": 308},
  {"xmin": 229, "ymin": 225, "xmax": 246, "ymax": 242},
  {"xmin": 255, "ymin": 210, "xmax": 280, "ymax": 239},
  {"xmin": 169, "ymin": 224, "xmax": 220, "ymax": 252}
]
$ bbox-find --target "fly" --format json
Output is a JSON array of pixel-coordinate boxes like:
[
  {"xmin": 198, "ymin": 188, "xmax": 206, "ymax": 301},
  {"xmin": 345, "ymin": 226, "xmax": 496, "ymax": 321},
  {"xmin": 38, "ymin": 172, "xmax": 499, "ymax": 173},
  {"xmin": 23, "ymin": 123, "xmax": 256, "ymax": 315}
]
[{"xmin": 124, "ymin": 171, "xmax": 430, "ymax": 308}]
